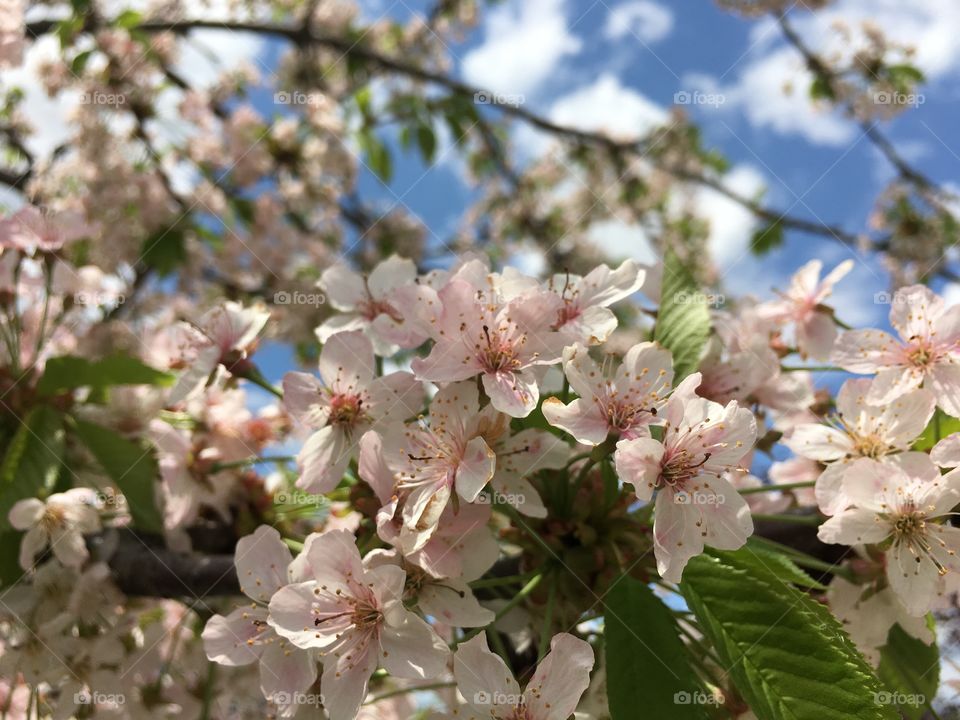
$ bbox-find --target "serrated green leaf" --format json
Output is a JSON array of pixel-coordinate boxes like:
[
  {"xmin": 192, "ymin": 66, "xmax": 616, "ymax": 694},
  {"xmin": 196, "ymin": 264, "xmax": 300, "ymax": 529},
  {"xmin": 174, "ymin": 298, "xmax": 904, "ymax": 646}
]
[
  {"xmin": 605, "ymin": 576, "xmax": 708, "ymax": 720},
  {"xmin": 37, "ymin": 355, "xmax": 172, "ymax": 397},
  {"xmin": 73, "ymin": 419, "xmax": 164, "ymax": 533},
  {"xmin": 911, "ymin": 408, "xmax": 960, "ymax": 451},
  {"xmin": 744, "ymin": 538, "xmax": 826, "ymax": 590},
  {"xmin": 0, "ymin": 406, "xmax": 66, "ymax": 530},
  {"xmin": 876, "ymin": 622, "xmax": 938, "ymax": 720},
  {"xmin": 654, "ymin": 248, "xmax": 711, "ymax": 380},
  {"xmin": 681, "ymin": 549, "xmax": 897, "ymax": 720}
]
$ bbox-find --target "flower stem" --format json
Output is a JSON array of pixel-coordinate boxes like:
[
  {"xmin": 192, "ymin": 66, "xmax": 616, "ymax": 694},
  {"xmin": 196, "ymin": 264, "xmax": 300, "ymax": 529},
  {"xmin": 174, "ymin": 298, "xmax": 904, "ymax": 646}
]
[
  {"xmin": 537, "ymin": 574, "xmax": 557, "ymax": 661},
  {"xmin": 458, "ymin": 572, "xmax": 544, "ymax": 645},
  {"xmin": 751, "ymin": 512, "xmax": 823, "ymax": 526},
  {"xmin": 211, "ymin": 455, "xmax": 296, "ymax": 472},
  {"xmin": 780, "ymin": 365, "xmax": 844, "ymax": 372},
  {"xmin": 738, "ymin": 480, "xmax": 815, "ymax": 495}
]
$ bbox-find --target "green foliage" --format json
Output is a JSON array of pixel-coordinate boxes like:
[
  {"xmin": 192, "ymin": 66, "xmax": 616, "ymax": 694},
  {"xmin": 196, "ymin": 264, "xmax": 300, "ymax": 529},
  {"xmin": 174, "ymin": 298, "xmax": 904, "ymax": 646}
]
[
  {"xmin": 751, "ymin": 219, "xmax": 785, "ymax": 255},
  {"xmin": 37, "ymin": 355, "xmax": 172, "ymax": 397},
  {"xmin": 912, "ymin": 408, "xmax": 960, "ymax": 451},
  {"xmin": 358, "ymin": 129, "xmax": 393, "ymax": 182},
  {"xmin": 0, "ymin": 406, "xmax": 66, "ymax": 530},
  {"xmin": 744, "ymin": 538, "xmax": 826, "ymax": 590},
  {"xmin": 140, "ymin": 224, "xmax": 187, "ymax": 276},
  {"xmin": 681, "ymin": 549, "xmax": 897, "ymax": 720},
  {"xmin": 0, "ymin": 530, "xmax": 22, "ymax": 588},
  {"xmin": 654, "ymin": 248, "xmax": 711, "ymax": 381},
  {"xmin": 876, "ymin": 622, "xmax": 939, "ymax": 720},
  {"xmin": 73, "ymin": 419, "xmax": 164, "ymax": 533},
  {"xmin": 605, "ymin": 576, "xmax": 708, "ymax": 720}
]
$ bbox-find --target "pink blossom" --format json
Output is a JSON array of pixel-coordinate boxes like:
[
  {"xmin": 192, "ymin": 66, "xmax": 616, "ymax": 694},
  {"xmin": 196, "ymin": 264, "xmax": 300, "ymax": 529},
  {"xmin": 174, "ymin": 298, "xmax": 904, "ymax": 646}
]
[
  {"xmin": 832, "ymin": 285, "xmax": 960, "ymax": 415},
  {"xmin": 543, "ymin": 342, "xmax": 700, "ymax": 445},
  {"xmin": 758, "ymin": 259, "xmax": 852, "ymax": 360},
  {"xmin": 411, "ymin": 276, "xmax": 566, "ymax": 417},
  {"xmin": 452, "ymin": 633, "xmax": 594, "ymax": 720},
  {"xmin": 818, "ymin": 458, "xmax": 960, "ymax": 616},
  {"xmin": 168, "ymin": 301, "xmax": 271, "ymax": 404},
  {"xmin": 202, "ymin": 526, "xmax": 317, "ymax": 716},
  {"xmin": 316, "ymin": 255, "xmax": 431, "ymax": 355},
  {"xmin": 268, "ymin": 529, "xmax": 449, "ymax": 720},
  {"xmin": 0, "ymin": 206, "xmax": 96, "ymax": 254},
  {"xmin": 283, "ymin": 330, "xmax": 423, "ymax": 494},
  {"xmin": 783, "ymin": 378, "xmax": 935, "ymax": 514},
  {"xmin": 8, "ymin": 489, "xmax": 100, "ymax": 570},
  {"xmin": 614, "ymin": 394, "xmax": 756, "ymax": 582},
  {"xmin": 0, "ymin": 0, "xmax": 23, "ymax": 68}
]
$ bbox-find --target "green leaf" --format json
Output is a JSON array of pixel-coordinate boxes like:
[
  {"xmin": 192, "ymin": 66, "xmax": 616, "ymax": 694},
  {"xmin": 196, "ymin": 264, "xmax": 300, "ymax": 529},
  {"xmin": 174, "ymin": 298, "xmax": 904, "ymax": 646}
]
[
  {"xmin": 605, "ymin": 576, "xmax": 708, "ymax": 720},
  {"xmin": 876, "ymin": 622, "xmax": 939, "ymax": 720},
  {"xmin": 37, "ymin": 355, "xmax": 172, "ymax": 397},
  {"xmin": 0, "ymin": 530, "xmax": 22, "ymax": 588},
  {"xmin": 113, "ymin": 9, "xmax": 143, "ymax": 29},
  {"xmin": 416, "ymin": 124, "xmax": 437, "ymax": 164},
  {"xmin": 359, "ymin": 130, "xmax": 393, "ymax": 183},
  {"xmin": 73, "ymin": 419, "xmax": 164, "ymax": 533},
  {"xmin": 751, "ymin": 219, "xmax": 785, "ymax": 255},
  {"xmin": 681, "ymin": 549, "xmax": 897, "ymax": 720},
  {"xmin": 744, "ymin": 538, "xmax": 826, "ymax": 590},
  {"xmin": 810, "ymin": 75, "xmax": 836, "ymax": 100},
  {"xmin": 140, "ymin": 225, "xmax": 187, "ymax": 276},
  {"xmin": 0, "ymin": 406, "xmax": 66, "ymax": 530},
  {"xmin": 911, "ymin": 408, "xmax": 960, "ymax": 451},
  {"xmin": 653, "ymin": 248, "xmax": 711, "ymax": 381}
]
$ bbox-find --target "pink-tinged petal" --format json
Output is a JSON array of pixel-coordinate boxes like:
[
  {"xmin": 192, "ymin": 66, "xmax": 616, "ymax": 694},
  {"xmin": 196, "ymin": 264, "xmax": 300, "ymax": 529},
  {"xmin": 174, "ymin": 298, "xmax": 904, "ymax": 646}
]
[
  {"xmin": 616, "ymin": 342, "xmax": 674, "ymax": 396},
  {"xmin": 319, "ymin": 330, "xmax": 375, "ymax": 393},
  {"xmin": 782, "ymin": 424, "xmax": 851, "ymax": 462},
  {"xmin": 874, "ymin": 387, "xmax": 936, "ymax": 448},
  {"xmin": 168, "ymin": 343, "xmax": 220, "ymax": 404},
  {"xmin": 318, "ymin": 264, "xmax": 366, "ymax": 311},
  {"xmin": 18, "ymin": 525, "xmax": 47, "ymax": 570},
  {"xmin": 492, "ymin": 475, "xmax": 547, "ymax": 518},
  {"xmin": 868, "ymin": 365, "xmax": 924, "ymax": 405},
  {"xmin": 413, "ymin": 504, "xmax": 497, "ymax": 580},
  {"xmin": 890, "ymin": 285, "xmax": 942, "ymax": 342},
  {"xmin": 697, "ymin": 476, "xmax": 753, "ymax": 550},
  {"xmin": 796, "ymin": 311, "xmax": 837, "ymax": 362},
  {"xmin": 928, "ymin": 363, "xmax": 960, "ymax": 418},
  {"xmin": 886, "ymin": 540, "xmax": 942, "ymax": 617},
  {"xmin": 814, "ymin": 462, "xmax": 848, "ymax": 516},
  {"xmin": 320, "ymin": 645, "xmax": 375, "ymax": 720},
  {"xmin": 419, "ymin": 578, "xmax": 495, "ymax": 627},
  {"xmin": 542, "ymin": 397, "xmax": 608, "ymax": 446},
  {"xmin": 483, "ymin": 369, "xmax": 539, "ymax": 418},
  {"xmin": 560, "ymin": 344, "xmax": 604, "ymax": 400},
  {"xmin": 653, "ymin": 490, "xmax": 705, "ymax": 583},
  {"xmin": 838, "ymin": 458, "xmax": 906, "ymax": 510},
  {"xmin": 817, "ymin": 508, "xmax": 889, "ymax": 546},
  {"xmin": 296, "ymin": 426, "xmax": 350, "ymax": 494},
  {"xmin": 891, "ymin": 452, "xmax": 939, "ymax": 482},
  {"xmin": 429, "ymin": 380, "xmax": 481, "ymax": 432},
  {"xmin": 235, "ymin": 525, "xmax": 292, "ymax": 603},
  {"xmin": 934, "ymin": 304, "xmax": 960, "ymax": 343},
  {"xmin": 455, "ymin": 436, "xmax": 496, "ymax": 502},
  {"xmin": 8, "ymin": 498, "xmax": 44, "ymax": 530},
  {"xmin": 202, "ymin": 606, "xmax": 264, "ymax": 666},
  {"xmin": 50, "ymin": 527, "xmax": 88, "ymax": 568},
  {"xmin": 380, "ymin": 283, "xmax": 441, "ymax": 347},
  {"xmin": 932, "ymin": 433, "xmax": 960, "ymax": 468},
  {"xmin": 400, "ymin": 483, "xmax": 452, "ymax": 554},
  {"xmin": 314, "ymin": 314, "xmax": 369, "ymax": 345},
  {"xmin": 523, "ymin": 633, "xmax": 595, "ymax": 720},
  {"xmin": 379, "ymin": 612, "xmax": 450, "ymax": 679},
  {"xmin": 368, "ymin": 563, "xmax": 408, "ymax": 613},
  {"xmin": 581, "ymin": 259, "xmax": 645, "ymax": 307},
  {"xmin": 562, "ymin": 304, "xmax": 618, "ymax": 345},
  {"xmin": 282, "ymin": 372, "xmax": 329, "ymax": 427},
  {"xmin": 366, "ymin": 371, "xmax": 424, "ymax": 424},
  {"xmin": 259, "ymin": 641, "xmax": 317, "ymax": 714},
  {"xmin": 268, "ymin": 582, "xmax": 335, "ymax": 650},
  {"xmin": 358, "ymin": 430, "xmax": 395, "ymax": 505},
  {"xmin": 818, "ymin": 259, "xmax": 854, "ymax": 297},
  {"xmin": 453, "ymin": 634, "xmax": 522, "ymax": 715},
  {"xmin": 614, "ymin": 437, "xmax": 664, "ymax": 503},
  {"xmin": 831, "ymin": 329, "xmax": 901, "ymax": 374},
  {"xmin": 411, "ymin": 343, "xmax": 482, "ymax": 383},
  {"xmin": 300, "ymin": 528, "xmax": 365, "ymax": 587},
  {"xmin": 368, "ymin": 255, "xmax": 417, "ymax": 298}
]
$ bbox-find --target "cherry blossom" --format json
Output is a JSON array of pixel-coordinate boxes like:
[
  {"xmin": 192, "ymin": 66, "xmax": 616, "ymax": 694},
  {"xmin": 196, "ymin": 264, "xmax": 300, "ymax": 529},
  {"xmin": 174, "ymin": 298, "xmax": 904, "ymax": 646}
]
[
  {"xmin": 833, "ymin": 285, "xmax": 960, "ymax": 415},
  {"xmin": 202, "ymin": 526, "xmax": 317, "ymax": 717},
  {"xmin": 783, "ymin": 378, "xmax": 935, "ymax": 514},
  {"xmin": 267, "ymin": 529, "xmax": 449, "ymax": 720},
  {"xmin": 543, "ymin": 342, "xmax": 700, "ymax": 445},
  {"xmin": 283, "ymin": 330, "xmax": 423, "ymax": 493},
  {"xmin": 0, "ymin": 205, "xmax": 95, "ymax": 254},
  {"xmin": 757, "ymin": 259, "xmax": 853, "ymax": 360},
  {"xmin": 614, "ymin": 393, "xmax": 756, "ymax": 582},
  {"xmin": 818, "ymin": 458, "xmax": 960, "ymax": 615},
  {"xmin": 9, "ymin": 489, "xmax": 100, "ymax": 570},
  {"xmin": 452, "ymin": 633, "xmax": 594, "ymax": 720},
  {"xmin": 411, "ymin": 275, "xmax": 566, "ymax": 417}
]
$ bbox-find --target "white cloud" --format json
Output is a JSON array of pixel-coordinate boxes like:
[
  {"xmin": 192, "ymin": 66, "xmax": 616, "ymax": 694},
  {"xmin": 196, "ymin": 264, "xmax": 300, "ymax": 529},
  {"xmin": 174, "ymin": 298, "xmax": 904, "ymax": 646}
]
[
  {"xmin": 585, "ymin": 218, "xmax": 657, "ymax": 264},
  {"xmin": 550, "ymin": 73, "xmax": 668, "ymax": 139},
  {"xmin": 604, "ymin": 1, "xmax": 674, "ymax": 44},
  {"xmin": 461, "ymin": 0, "xmax": 582, "ymax": 98}
]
